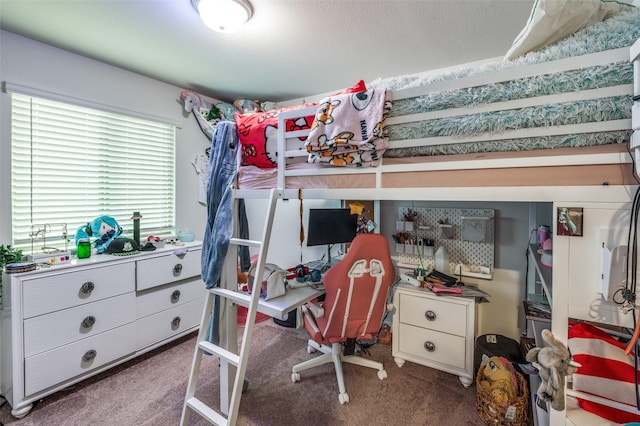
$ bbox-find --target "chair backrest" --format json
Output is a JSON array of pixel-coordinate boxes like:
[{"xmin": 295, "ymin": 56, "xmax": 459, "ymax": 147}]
[{"xmin": 320, "ymin": 233, "xmax": 396, "ymax": 341}]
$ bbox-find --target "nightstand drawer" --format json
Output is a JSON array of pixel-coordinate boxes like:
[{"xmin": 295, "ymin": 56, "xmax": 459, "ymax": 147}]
[
  {"xmin": 397, "ymin": 322, "xmax": 466, "ymax": 370},
  {"xmin": 22, "ymin": 263, "xmax": 135, "ymax": 319},
  {"xmin": 24, "ymin": 323, "xmax": 136, "ymax": 395},
  {"xmin": 136, "ymin": 298, "xmax": 202, "ymax": 350},
  {"xmin": 398, "ymin": 292, "xmax": 468, "ymax": 337},
  {"xmin": 136, "ymin": 248, "xmax": 202, "ymax": 291},
  {"xmin": 24, "ymin": 293, "xmax": 136, "ymax": 357},
  {"xmin": 136, "ymin": 278, "xmax": 204, "ymax": 318}
]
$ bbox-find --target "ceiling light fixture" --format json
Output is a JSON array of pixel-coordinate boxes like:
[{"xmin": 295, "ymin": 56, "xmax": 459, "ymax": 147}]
[{"xmin": 192, "ymin": 0, "xmax": 253, "ymax": 33}]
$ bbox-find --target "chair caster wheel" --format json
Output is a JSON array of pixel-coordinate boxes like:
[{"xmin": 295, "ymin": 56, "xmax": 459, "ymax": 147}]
[
  {"xmin": 307, "ymin": 345, "xmax": 315, "ymax": 354},
  {"xmin": 338, "ymin": 392, "xmax": 349, "ymax": 404},
  {"xmin": 377, "ymin": 369, "xmax": 387, "ymax": 380},
  {"xmin": 291, "ymin": 372, "xmax": 300, "ymax": 383}
]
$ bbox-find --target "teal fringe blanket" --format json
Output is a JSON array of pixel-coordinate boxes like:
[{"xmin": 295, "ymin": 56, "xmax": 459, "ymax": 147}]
[{"xmin": 371, "ymin": 9, "xmax": 640, "ymax": 158}]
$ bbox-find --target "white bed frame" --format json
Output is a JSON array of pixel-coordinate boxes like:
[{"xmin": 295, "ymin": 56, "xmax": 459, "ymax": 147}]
[{"xmin": 232, "ymin": 39, "xmax": 640, "ymax": 426}]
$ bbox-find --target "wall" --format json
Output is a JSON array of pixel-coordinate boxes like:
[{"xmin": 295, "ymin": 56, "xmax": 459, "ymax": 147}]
[
  {"xmin": 243, "ymin": 198, "xmax": 344, "ymax": 268},
  {"xmin": 0, "ymin": 31, "xmax": 208, "ymax": 245}
]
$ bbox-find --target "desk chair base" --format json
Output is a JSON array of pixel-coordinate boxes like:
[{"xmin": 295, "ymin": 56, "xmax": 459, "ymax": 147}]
[{"xmin": 291, "ymin": 340, "xmax": 388, "ymax": 404}]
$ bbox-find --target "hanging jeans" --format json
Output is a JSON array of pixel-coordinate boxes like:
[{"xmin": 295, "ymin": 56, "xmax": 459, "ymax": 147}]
[{"xmin": 201, "ymin": 121, "xmax": 240, "ymax": 344}]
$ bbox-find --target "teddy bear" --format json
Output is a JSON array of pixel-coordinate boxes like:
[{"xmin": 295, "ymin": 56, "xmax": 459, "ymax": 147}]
[
  {"xmin": 478, "ymin": 355, "xmax": 518, "ymax": 410},
  {"xmin": 526, "ymin": 329, "xmax": 581, "ymax": 411}
]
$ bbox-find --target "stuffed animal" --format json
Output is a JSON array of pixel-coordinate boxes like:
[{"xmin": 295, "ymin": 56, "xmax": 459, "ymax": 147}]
[
  {"xmin": 75, "ymin": 216, "xmax": 123, "ymax": 254},
  {"xmin": 180, "ymin": 89, "xmax": 224, "ymax": 141},
  {"xmin": 526, "ymin": 329, "xmax": 581, "ymax": 411},
  {"xmin": 478, "ymin": 355, "xmax": 518, "ymax": 409}
]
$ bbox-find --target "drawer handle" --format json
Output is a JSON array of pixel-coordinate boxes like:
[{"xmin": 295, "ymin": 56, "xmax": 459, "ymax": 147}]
[
  {"xmin": 80, "ymin": 281, "xmax": 95, "ymax": 295},
  {"xmin": 424, "ymin": 341, "xmax": 436, "ymax": 352},
  {"xmin": 171, "ymin": 290, "xmax": 181, "ymax": 303},
  {"xmin": 425, "ymin": 310, "xmax": 436, "ymax": 321},
  {"xmin": 173, "ymin": 264, "xmax": 183, "ymax": 274},
  {"xmin": 172, "ymin": 316, "xmax": 181, "ymax": 328},
  {"xmin": 81, "ymin": 316, "xmax": 96, "ymax": 329},
  {"xmin": 82, "ymin": 349, "xmax": 97, "ymax": 362}
]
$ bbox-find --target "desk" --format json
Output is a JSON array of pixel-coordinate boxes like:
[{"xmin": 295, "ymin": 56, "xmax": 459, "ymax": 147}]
[
  {"xmin": 218, "ymin": 272, "xmax": 324, "ymax": 414},
  {"xmin": 256, "ymin": 285, "xmax": 324, "ymax": 320}
]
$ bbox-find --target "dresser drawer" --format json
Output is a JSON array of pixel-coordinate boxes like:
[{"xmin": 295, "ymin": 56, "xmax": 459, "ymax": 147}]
[
  {"xmin": 136, "ymin": 298, "xmax": 202, "ymax": 350},
  {"xmin": 137, "ymin": 278, "xmax": 204, "ymax": 319},
  {"xmin": 397, "ymin": 322, "xmax": 467, "ymax": 370},
  {"xmin": 24, "ymin": 323, "xmax": 136, "ymax": 395},
  {"xmin": 24, "ymin": 293, "xmax": 136, "ymax": 357},
  {"xmin": 136, "ymin": 248, "xmax": 202, "ymax": 291},
  {"xmin": 22, "ymin": 263, "xmax": 135, "ymax": 319},
  {"xmin": 398, "ymin": 292, "xmax": 468, "ymax": 337}
]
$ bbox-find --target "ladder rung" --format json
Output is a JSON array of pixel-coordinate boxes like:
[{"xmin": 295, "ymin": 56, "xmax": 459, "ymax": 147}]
[
  {"xmin": 186, "ymin": 397, "xmax": 228, "ymax": 426},
  {"xmin": 209, "ymin": 288, "xmax": 251, "ymax": 307},
  {"xmin": 198, "ymin": 340, "xmax": 240, "ymax": 366},
  {"xmin": 230, "ymin": 237, "xmax": 262, "ymax": 248}
]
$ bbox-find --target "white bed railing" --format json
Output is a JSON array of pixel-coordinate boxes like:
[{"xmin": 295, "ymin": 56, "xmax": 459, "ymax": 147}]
[{"xmin": 263, "ymin": 46, "xmax": 635, "ymax": 200}]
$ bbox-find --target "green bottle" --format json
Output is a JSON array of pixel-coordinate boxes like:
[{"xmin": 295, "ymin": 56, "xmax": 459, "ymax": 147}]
[{"xmin": 77, "ymin": 238, "xmax": 91, "ymax": 259}]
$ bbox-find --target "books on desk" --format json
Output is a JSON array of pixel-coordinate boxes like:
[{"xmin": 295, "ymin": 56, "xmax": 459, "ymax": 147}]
[
  {"xmin": 398, "ymin": 270, "xmax": 490, "ymax": 298},
  {"xmin": 523, "ymin": 299, "xmax": 551, "ymax": 322},
  {"xmin": 424, "ymin": 281, "xmax": 463, "ymax": 295},
  {"xmin": 398, "ymin": 271, "xmax": 462, "ymax": 294}
]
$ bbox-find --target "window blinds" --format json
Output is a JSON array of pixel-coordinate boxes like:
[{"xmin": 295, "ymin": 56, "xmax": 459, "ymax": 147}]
[{"xmin": 10, "ymin": 93, "xmax": 176, "ymax": 251}]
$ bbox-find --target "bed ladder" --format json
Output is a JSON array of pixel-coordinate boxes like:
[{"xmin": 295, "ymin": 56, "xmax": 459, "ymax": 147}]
[{"xmin": 181, "ymin": 189, "xmax": 279, "ymax": 426}]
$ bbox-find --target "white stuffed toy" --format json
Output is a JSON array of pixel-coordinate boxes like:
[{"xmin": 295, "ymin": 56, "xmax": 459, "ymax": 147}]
[
  {"xmin": 180, "ymin": 89, "xmax": 224, "ymax": 141},
  {"xmin": 526, "ymin": 329, "xmax": 581, "ymax": 411}
]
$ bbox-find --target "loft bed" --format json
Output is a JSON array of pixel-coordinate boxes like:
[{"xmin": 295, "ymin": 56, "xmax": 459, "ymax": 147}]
[
  {"xmin": 191, "ymin": 4, "xmax": 640, "ymax": 426},
  {"xmin": 232, "ymin": 7, "xmax": 640, "ymax": 204},
  {"xmin": 218, "ymin": 6, "xmax": 640, "ymax": 426}
]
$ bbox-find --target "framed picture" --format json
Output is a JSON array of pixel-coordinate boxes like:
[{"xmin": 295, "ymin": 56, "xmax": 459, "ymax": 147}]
[{"xmin": 557, "ymin": 207, "xmax": 583, "ymax": 236}]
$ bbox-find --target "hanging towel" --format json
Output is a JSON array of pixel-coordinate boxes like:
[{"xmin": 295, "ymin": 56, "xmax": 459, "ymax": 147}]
[{"xmin": 305, "ymin": 89, "xmax": 391, "ymax": 167}]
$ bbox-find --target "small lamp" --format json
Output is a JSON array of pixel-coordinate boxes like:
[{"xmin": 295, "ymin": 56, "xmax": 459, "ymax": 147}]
[{"xmin": 192, "ymin": 0, "xmax": 253, "ymax": 33}]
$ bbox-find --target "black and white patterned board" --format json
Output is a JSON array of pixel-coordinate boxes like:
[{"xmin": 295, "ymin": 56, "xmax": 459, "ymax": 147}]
[{"xmin": 394, "ymin": 207, "xmax": 494, "ymax": 274}]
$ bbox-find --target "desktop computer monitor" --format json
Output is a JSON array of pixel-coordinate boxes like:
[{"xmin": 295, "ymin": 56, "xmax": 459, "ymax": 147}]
[{"xmin": 306, "ymin": 208, "xmax": 358, "ymax": 269}]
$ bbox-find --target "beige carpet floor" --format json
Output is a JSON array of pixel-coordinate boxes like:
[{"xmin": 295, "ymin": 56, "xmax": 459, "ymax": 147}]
[{"xmin": 0, "ymin": 320, "xmax": 489, "ymax": 425}]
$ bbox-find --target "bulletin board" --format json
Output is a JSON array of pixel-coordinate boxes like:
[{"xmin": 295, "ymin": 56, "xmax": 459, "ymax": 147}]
[{"xmin": 393, "ymin": 207, "xmax": 495, "ymax": 274}]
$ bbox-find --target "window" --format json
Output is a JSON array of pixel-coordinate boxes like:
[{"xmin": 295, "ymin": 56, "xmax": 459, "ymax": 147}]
[{"xmin": 10, "ymin": 93, "xmax": 176, "ymax": 253}]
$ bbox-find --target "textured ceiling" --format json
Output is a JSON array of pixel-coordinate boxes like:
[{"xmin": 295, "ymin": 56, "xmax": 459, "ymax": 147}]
[{"xmin": 0, "ymin": 0, "xmax": 534, "ymax": 102}]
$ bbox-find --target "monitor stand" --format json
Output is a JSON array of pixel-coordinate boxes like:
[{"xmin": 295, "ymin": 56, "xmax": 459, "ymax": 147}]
[{"xmin": 319, "ymin": 244, "xmax": 333, "ymax": 273}]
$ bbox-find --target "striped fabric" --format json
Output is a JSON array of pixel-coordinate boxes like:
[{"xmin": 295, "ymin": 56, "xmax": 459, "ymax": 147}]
[{"xmin": 568, "ymin": 322, "xmax": 640, "ymax": 423}]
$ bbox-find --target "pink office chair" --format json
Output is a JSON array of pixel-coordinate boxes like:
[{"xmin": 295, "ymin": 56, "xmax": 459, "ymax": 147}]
[{"xmin": 291, "ymin": 233, "xmax": 396, "ymax": 404}]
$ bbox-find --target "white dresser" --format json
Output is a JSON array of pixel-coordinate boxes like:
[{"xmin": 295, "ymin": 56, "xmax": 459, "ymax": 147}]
[
  {"xmin": 392, "ymin": 283, "xmax": 477, "ymax": 387},
  {"xmin": 0, "ymin": 242, "xmax": 205, "ymax": 418}
]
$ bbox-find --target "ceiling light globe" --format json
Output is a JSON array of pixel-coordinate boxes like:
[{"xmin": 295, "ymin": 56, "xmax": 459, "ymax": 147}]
[{"xmin": 195, "ymin": 0, "xmax": 252, "ymax": 33}]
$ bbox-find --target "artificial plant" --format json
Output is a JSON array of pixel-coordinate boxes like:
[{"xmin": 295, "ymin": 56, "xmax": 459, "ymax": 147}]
[{"xmin": 0, "ymin": 244, "xmax": 23, "ymax": 269}]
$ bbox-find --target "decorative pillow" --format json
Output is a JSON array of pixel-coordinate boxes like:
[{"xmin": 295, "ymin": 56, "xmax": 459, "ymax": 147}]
[
  {"xmin": 235, "ymin": 104, "xmax": 316, "ymax": 168},
  {"xmin": 235, "ymin": 81, "xmax": 368, "ymax": 168},
  {"xmin": 504, "ymin": 0, "xmax": 636, "ymax": 60},
  {"xmin": 568, "ymin": 322, "xmax": 640, "ymax": 424}
]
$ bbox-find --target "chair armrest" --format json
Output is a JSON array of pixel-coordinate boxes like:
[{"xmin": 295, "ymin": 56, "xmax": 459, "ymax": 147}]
[{"xmin": 306, "ymin": 301, "xmax": 325, "ymax": 318}]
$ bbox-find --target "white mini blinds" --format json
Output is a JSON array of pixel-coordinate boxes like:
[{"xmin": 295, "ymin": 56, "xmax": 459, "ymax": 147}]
[{"xmin": 10, "ymin": 93, "xmax": 176, "ymax": 250}]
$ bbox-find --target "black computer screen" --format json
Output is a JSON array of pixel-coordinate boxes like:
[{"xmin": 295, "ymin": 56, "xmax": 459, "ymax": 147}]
[{"xmin": 306, "ymin": 208, "xmax": 358, "ymax": 247}]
